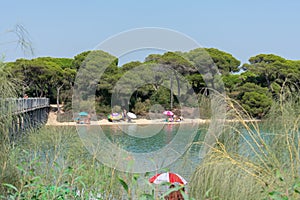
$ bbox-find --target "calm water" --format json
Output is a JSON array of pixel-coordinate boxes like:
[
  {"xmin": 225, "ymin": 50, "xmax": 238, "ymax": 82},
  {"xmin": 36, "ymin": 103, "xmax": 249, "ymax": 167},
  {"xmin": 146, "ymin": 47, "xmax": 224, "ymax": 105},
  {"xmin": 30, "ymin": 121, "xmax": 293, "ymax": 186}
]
[
  {"xmin": 78, "ymin": 123, "xmax": 206, "ymax": 181},
  {"xmin": 77, "ymin": 122, "xmax": 287, "ymax": 181}
]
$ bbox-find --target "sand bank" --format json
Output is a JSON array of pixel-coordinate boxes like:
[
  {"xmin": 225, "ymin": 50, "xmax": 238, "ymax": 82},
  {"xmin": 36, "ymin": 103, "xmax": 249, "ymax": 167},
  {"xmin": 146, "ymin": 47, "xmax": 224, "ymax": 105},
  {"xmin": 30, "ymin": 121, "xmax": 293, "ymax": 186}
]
[{"xmin": 46, "ymin": 112, "xmax": 259, "ymax": 126}]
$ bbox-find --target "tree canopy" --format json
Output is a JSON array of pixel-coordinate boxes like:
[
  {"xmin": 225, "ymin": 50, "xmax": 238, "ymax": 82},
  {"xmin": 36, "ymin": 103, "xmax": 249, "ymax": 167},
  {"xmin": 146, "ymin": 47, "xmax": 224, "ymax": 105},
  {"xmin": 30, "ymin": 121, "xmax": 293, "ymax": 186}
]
[{"xmin": 3, "ymin": 48, "xmax": 300, "ymax": 118}]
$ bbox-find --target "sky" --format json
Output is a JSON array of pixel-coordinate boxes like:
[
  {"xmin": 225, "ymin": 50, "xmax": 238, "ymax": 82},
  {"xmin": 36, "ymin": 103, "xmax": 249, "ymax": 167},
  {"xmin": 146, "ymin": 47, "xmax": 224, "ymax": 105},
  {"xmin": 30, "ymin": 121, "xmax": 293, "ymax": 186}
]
[{"xmin": 1, "ymin": 0, "xmax": 300, "ymax": 65}]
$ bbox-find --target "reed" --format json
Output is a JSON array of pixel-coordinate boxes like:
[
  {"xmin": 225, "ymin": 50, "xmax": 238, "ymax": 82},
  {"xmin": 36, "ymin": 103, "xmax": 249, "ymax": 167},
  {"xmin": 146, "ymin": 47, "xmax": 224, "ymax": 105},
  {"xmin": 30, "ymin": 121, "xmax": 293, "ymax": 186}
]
[{"xmin": 189, "ymin": 92, "xmax": 300, "ymax": 200}]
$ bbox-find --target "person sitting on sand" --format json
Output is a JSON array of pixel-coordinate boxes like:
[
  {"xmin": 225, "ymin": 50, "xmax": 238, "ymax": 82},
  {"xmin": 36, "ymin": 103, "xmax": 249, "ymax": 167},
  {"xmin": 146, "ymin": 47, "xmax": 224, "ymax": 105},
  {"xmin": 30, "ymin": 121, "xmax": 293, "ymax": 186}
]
[
  {"xmin": 168, "ymin": 117, "xmax": 173, "ymax": 122},
  {"xmin": 173, "ymin": 115, "xmax": 181, "ymax": 122},
  {"xmin": 179, "ymin": 116, "xmax": 183, "ymax": 121}
]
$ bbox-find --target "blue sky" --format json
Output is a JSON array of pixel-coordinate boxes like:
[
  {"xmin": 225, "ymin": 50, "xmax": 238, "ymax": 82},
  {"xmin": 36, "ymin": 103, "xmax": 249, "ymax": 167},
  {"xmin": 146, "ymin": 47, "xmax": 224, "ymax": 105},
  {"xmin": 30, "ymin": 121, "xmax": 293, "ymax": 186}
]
[{"xmin": 1, "ymin": 0, "xmax": 300, "ymax": 65}]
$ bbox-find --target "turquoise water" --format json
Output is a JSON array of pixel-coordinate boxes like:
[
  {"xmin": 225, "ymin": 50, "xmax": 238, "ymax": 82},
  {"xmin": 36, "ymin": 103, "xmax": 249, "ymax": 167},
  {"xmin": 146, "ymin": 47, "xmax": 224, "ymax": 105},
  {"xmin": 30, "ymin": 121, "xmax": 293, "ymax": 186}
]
[
  {"xmin": 78, "ymin": 122, "xmax": 298, "ymax": 180},
  {"xmin": 76, "ymin": 123, "xmax": 205, "ymax": 180},
  {"xmin": 103, "ymin": 124, "xmax": 191, "ymax": 152},
  {"xmin": 93, "ymin": 123, "xmax": 205, "ymax": 180}
]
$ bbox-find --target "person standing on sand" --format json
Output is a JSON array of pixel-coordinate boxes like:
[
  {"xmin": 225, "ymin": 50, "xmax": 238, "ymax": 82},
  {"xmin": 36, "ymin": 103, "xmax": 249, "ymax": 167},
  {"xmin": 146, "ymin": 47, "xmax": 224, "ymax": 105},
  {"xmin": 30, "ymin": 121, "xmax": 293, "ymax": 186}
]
[
  {"xmin": 87, "ymin": 113, "xmax": 91, "ymax": 124},
  {"xmin": 122, "ymin": 109, "xmax": 127, "ymax": 120}
]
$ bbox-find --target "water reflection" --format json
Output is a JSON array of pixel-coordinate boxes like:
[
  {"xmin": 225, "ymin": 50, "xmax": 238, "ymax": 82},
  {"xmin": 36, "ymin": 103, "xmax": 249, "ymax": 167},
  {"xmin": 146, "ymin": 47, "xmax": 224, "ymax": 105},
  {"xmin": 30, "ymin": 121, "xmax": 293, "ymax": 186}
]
[
  {"xmin": 76, "ymin": 122, "xmax": 204, "ymax": 176},
  {"xmin": 98, "ymin": 124, "xmax": 204, "ymax": 179},
  {"xmin": 103, "ymin": 124, "xmax": 182, "ymax": 153}
]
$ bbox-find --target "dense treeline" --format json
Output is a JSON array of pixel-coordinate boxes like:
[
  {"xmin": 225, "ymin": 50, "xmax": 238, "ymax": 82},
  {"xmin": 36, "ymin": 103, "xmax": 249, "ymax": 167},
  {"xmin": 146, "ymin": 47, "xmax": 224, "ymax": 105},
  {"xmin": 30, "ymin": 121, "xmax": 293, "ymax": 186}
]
[{"xmin": 5, "ymin": 48, "xmax": 300, "ymax": 118}]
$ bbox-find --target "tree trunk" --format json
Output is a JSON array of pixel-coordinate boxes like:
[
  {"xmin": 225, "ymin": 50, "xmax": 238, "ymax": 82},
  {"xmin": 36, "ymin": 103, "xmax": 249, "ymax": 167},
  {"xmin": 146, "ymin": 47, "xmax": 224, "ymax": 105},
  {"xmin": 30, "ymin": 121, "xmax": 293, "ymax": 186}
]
[
  {"xmin": 175, "ymin": 73, "xmax": 180, "ymax": 97},
  {"xmin": 265, "ymin": 72, "xmax": 273, "ymax": 93},
  {"xmin": 56, "ymin": 84, "xmax": 64, "ymax": 113},
  {"xmin": 170, "ymin": 77, "xmax": 173, "ymax": 109}
]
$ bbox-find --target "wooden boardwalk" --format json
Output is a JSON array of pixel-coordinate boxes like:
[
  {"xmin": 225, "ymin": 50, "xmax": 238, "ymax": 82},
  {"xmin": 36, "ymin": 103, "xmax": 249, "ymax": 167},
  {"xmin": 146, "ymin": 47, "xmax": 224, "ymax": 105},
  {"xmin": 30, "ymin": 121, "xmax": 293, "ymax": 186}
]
[
  {"xmin": 0, "ymin": 98, "xmax": 50, "ymax": 139},
  {"xmin": 0, "ymin": 98, "xmax": 49, "ymax": 114}
]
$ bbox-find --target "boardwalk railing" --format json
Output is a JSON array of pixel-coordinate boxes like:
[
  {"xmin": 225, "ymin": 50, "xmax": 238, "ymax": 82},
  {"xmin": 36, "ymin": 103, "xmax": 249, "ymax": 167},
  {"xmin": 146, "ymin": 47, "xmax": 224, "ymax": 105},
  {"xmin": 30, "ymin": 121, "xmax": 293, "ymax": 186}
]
[{"xmin": 0, "ymin": 98, "xmax": 49, "ymax": 114}]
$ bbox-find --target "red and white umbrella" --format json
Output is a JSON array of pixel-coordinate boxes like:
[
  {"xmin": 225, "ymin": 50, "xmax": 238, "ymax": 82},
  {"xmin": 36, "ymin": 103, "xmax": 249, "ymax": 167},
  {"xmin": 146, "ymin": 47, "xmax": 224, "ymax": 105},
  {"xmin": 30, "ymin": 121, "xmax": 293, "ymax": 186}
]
[
  {"xmin": 149, "ymin": 172, "xmax": 187, "ymax": 185},
  {"xmin": 163, "ymin": 111, "xmax": 174, "ymax": 116}
]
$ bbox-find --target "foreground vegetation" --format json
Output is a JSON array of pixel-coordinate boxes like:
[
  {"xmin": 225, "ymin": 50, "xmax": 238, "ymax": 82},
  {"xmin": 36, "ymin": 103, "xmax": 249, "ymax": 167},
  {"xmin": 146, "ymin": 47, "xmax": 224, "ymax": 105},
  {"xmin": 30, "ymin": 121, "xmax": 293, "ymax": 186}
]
[
  {"xmin": 0, "ymin": 93, "xmax": 299, "ymax": 199},
  {"xmin": 190, "ymin": 93, "xmax": 300, "ymax": 200},
  {"xmin": 0, "ymin": 126, "xmax": 137, "ymax": 199}
]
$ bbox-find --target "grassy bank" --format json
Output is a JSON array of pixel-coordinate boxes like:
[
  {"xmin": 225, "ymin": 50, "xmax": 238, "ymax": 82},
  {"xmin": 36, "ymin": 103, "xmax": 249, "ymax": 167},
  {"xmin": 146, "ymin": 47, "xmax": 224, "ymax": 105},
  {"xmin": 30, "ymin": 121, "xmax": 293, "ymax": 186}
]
[
  {"xmin": 0, "ymin": 125, "xmax": 171, "ymax": 199},
  {"xmin": 1, "ymin": 126, "xmax": 120, "ymax": 199},
  {"xmin": 189, "ymin": 95, "xmax": 300, "ymax": 200}
]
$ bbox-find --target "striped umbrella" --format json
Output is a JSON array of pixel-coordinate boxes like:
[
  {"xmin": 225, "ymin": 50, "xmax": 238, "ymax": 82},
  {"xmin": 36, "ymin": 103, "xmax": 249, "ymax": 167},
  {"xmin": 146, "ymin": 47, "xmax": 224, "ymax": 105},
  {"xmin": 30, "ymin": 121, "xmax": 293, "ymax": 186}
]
[{"xmin": 149, "ymin": 172, "xmax": 187, "ymax": 185}]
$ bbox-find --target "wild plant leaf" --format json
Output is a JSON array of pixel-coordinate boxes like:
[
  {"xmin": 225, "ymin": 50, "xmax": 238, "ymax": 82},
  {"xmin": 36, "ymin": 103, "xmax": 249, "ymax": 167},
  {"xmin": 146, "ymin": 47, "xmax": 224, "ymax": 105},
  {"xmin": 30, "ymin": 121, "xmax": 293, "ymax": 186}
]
[
  {"xmin": 269, "ymin": 191, "xmax": 286, "ymax": 200},
  {"xmin": 139, "ymin": 193, "xmax": 155, "ymax": 200},
  {"xmin": 53, "ymin": 161, "xmax": 61, "ymax": 169},
  {"xmin": 181, "ymin": 190, "xmax": 191, "ymax": 199},
  {"xmin": 16, "ymin": 164, "xmax": 26, "ymax": 174},
  {"xmin": 205, "ymin": 188, "xmax": 213, "ymax": 197},
  {"xmin": 294, "ymin": 189, "xmax": 300, "ymax": 194},
  {"xmin": 275, "ymin": 169, "xmax": 284, "ymax": 181},
  {"xmin": 118, "ymin": 176, "xmax": 128, "ymax": 193},
  {"xmin": 161, "ymin": 187, "xmax": 179, "ymax": 198},
  {"xmin": 133, "ymin": 174, "xmax": 139, "ymax": 181},
  {"xmin": 144, "ymin": 171, "xmax": 150, "ymax": 177},
  {"xmin": 2, "ymin": 183, "xmax": 18, "ymax": 192}
]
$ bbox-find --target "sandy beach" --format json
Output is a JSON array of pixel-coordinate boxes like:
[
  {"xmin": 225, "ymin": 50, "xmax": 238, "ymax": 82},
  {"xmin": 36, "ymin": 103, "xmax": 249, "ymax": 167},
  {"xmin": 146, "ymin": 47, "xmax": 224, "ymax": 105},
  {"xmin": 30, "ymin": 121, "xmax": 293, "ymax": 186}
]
[
  {"xmin": 46, "ymin": 112, "xmax": 260, "ymax": 126},
  {"xmin": 45, "ymin": 111, "xmax": 209, "ymax": 126}
]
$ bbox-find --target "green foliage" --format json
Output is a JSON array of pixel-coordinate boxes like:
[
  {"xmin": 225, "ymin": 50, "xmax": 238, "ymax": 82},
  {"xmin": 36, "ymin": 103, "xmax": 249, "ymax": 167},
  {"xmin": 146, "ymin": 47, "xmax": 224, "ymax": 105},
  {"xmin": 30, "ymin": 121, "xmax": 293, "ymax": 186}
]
[
  {"xmin": 112, "ymin": 105, "xmax": 122, "ymax": 113},
  {"xmin": 4, "ymin": 47, "xmax": 300, "ymax": 120},
  {"xmin": 242, "ymin": 54, "xmax": 300, "ymax": 97},
  {"xmin": 120, "ymin": 61, "xmax": 142, "ymax": 72},
  {"xmin": 236, "ymin": 83, "xmax": 272, "ymax": 118},
  {"xmin": 186, "ymin": 73, "xmax": 206, "ymax": 94},
  {"xmin": 0, "ymin": 126, "xmax": 128, "ymax": 199},
  {"xmin": 9, "ymin": 57, "xmax": 75, "ymax": 104},
  {"xmin": 73, "ymin": 50, "xmax": 119, "ymax": 114},
  {"xmin": 241, "ymin": 91, "xmax": 272, "ymax": 117},
  {"xmin": 133, "ymin": 98, "xmax": 151, "ymax": 115},
  {"xmin": 150, "ymin": 87, "xmax": 172, "ymax": 109},
  {"xmin": 71, "ymin": 51, "xmax": 91, "ymax": 70},
  {"xmin": 205, "ymin": 48, "xmax": 241, "ymax": 74},
  {"xmin": 222, "ymin": 74, "xmax": 242, "ymax": 93}
]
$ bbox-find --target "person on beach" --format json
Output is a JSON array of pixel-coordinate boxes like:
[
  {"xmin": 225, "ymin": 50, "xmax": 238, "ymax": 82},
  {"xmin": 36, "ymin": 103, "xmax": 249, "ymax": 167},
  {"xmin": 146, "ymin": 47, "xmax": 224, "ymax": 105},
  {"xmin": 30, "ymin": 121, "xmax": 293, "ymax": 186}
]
[
  {"xmin": 164, "ymin": 184, "xmax": 185, "ymax": 200},
  {"xmin": 87, "ymin": 113, "xmax": 91, "ymax": 124},
  {"xmin": 122, "ymin": 109, "xmax": 127, "ymax": 120}
]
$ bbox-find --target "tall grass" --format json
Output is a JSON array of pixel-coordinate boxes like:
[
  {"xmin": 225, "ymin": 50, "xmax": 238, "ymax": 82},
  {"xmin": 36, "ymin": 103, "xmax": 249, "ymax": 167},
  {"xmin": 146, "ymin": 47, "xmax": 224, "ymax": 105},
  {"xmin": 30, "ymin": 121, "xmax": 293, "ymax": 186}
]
[
  {"xmin": 0, "ymin": 125, "xmax": 164, "ymax": 199},
  {"xmin": 1, "ymin": 126, "xmax": 126, "ymax": 199},
  {"xmin": 0, "ymin": 57, "xmax": 22, "ymax": 196},
  {"xmin": 189, "ymin": 93, "xmax": 300, "ymax": 200}
]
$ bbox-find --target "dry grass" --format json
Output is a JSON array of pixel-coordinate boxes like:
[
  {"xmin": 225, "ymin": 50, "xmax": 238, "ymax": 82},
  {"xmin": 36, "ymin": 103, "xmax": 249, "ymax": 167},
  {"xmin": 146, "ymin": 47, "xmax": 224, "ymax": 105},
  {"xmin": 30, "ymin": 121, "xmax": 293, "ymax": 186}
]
[{"xmin": 189, "ymin": 93, "xmax": 300, "ymax": 200}]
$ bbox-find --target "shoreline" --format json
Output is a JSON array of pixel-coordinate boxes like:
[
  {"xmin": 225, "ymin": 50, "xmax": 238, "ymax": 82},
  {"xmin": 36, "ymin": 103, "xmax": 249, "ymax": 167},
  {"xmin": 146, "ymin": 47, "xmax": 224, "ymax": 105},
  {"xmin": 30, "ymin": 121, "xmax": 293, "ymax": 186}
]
[{"xmin": 45, "ymin": 112, "xmax": 260, "ymax": 126}]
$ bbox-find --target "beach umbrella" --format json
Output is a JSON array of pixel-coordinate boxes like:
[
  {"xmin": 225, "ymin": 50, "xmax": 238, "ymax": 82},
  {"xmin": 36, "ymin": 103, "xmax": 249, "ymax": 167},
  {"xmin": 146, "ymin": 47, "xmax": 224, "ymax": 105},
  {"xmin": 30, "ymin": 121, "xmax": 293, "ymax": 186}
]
[
  {"xmin": 108, "ymin": 113, "xmax": 122, "ymax": 121},
  {"xmin": 127, "ymin": 112, "xmax": 137, "ymax": 119},
  {"xmin": 149, "ymin": 172, "xmax": 187, "ymax": 185},
  {"xmin": 79, "ymin": 112, "xmax": 88, "ymax": 116},
  {"xmin": 163, "ymin": 110, "xmax": 174, "ymax": 116},
  {"xmin": 112, "ymin": 112, "xmax": 120, "ymax": 116}
]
